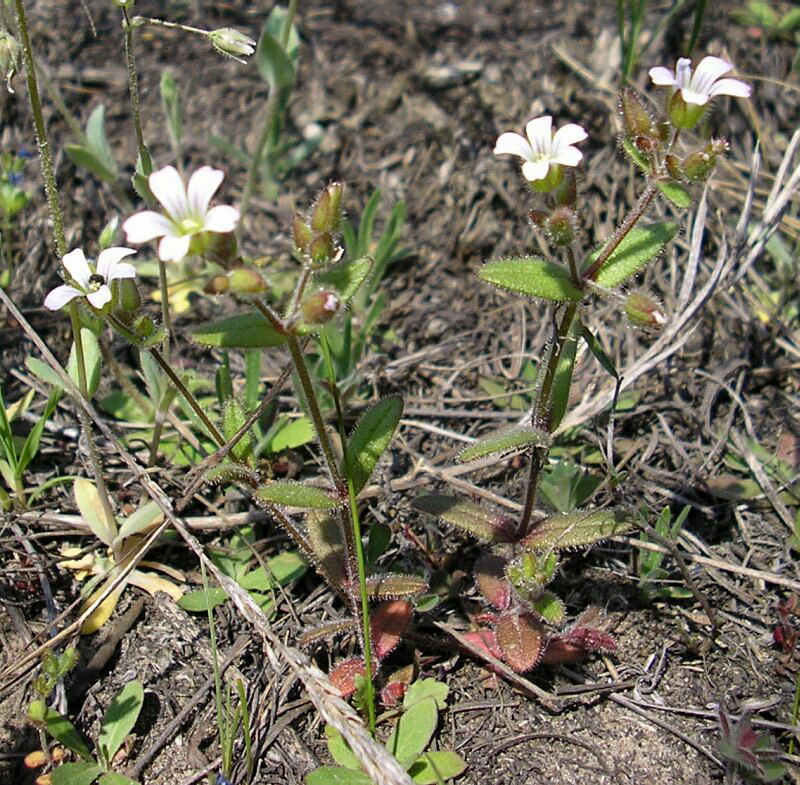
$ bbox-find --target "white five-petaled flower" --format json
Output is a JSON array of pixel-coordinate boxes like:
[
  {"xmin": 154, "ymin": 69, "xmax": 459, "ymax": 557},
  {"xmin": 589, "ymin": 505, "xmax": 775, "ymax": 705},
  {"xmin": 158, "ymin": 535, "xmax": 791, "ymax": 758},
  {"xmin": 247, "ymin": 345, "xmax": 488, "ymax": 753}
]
[
  {"xmin": 123, "ymin": 165, "xmax": 240, "ymax": 263},
  {"xmin": 494, "ymin": 115, "xmax": 588, "ymax": 184},
  {"xmin": 44, "ymin": 247, "xmax": 137, "ymax": 311},
  {"xmin": 648, "ymin": 56, "xmax": 751, "ymax": 107}
]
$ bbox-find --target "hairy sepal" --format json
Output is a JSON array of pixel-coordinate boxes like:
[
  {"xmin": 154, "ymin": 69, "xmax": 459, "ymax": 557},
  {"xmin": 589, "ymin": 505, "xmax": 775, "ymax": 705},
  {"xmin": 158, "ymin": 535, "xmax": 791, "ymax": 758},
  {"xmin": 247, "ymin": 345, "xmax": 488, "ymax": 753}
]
[
  {"xmin": 479, "ymin": 257, "xmax": 584, "ymax": 302},
  {"xmin": 521, "ymin": 508, "xmax": 633, "ymax": 552},
  {"xmin": 413, "ymin": 494, "xmax": 516, "ymax": 543},
  {"xmin": 458, "ymin": 425, "xmax": 551, "ymax": 462}
]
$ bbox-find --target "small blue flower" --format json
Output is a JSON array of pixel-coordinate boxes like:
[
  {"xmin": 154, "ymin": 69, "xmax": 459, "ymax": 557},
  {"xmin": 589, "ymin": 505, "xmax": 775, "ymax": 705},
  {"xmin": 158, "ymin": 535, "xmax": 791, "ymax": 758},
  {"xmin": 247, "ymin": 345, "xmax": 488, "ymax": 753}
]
[{"xmin": 216, "ymin": 774, "xmax": 233, "ymax": 785}]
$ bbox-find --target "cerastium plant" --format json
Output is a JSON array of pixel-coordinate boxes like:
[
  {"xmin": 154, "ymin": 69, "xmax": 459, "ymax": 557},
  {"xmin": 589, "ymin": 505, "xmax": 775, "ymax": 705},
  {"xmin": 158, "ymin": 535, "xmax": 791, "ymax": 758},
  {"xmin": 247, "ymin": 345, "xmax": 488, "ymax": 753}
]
[{"xmin": 416, "ymin": 57, "xmax": 751, "ymax": 674}]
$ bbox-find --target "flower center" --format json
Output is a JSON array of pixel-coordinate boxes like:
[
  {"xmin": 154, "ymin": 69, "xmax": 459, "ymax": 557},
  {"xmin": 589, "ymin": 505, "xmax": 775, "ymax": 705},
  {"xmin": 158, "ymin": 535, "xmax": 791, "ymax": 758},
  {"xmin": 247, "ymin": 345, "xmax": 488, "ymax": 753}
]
[
  {"xmin": 88, "ymin": 273, "xmax": 106, "ymax": 291},
  {"xmin": 178, "ymin": 216, "xmax": 206, "ymax": 235}
]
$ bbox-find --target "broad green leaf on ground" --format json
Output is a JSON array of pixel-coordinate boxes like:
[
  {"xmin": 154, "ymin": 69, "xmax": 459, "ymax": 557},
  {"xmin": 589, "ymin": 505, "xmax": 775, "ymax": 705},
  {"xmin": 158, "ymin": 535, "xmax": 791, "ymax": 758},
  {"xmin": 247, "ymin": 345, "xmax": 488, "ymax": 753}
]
[
  {"xmin": 386, "ymin": 696, "xmax": 438, "ymax": 769},
  {"xmin": 98, "ymin": 681, "xmax": 144, "ymax": 765},
  {"xmin": 51, "ymin": 762, "xmax": 103, "ymax": 785},
  {"xmin": 408, "ymin": 751, "xmax": 468, "ymax": 784}
]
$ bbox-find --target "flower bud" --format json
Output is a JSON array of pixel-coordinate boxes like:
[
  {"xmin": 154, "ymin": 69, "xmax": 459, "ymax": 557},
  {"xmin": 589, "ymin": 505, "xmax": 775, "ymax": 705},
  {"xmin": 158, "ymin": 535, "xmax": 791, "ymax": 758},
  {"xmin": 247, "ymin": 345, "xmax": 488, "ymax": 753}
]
[
  {"xmin": 209, "ymin": 28, "xmax": 256, "ymax": 64},
  {"xmin": 528, "ymin": 209, "xmax": 547, "ymax": 228},
  {"xmin": 667, "ymin": 92, "xmax": 704, "ymax": 130},
  {"xmin": 204, "ymin": 231, "xmax": 239, "ymax": 267},
  {"xmin": 619, "ymin": 87, "xmax": 652, "ymax": 137},
  {"xmin": 112, "ymin": 277, "xmax": 141, "ymax": 315},
  {"xmin": 682, "ymin": 150, "xmax": 715, "ymax": 181},
  {"xmin": 229, "ymin": 266, "xmax": 268, "ymax": 295},
  {"xmin": 133, "ymin": 313, "xmax": 157, "ymax": 338},
  {"xmin": 27, "ymin": 699, "xmax": 46, "ymax": 724},
  {"xmin": 293, "ymin": 214, "xmax": 312, "ymax": 255},
  {"xmin": 204, "ymin": 273, "xmax": 230, "ymax": 295},
  {"xmin": 634, "ymin": 134, "xmax": 657, "ymax": 154},
  {"xmin": 664, "ymin": 154, "xmax": 683, "ymax": 181},
  {"xmin": 625, "ymin": 292, "xmax": 667, "ymax": 328},
  {"xmin": 0, "ymin": 29, "xmax": 20, "ymax": 94},
  {"xmin": 544, "ymin": 206, "xmax": 576, "ymax": 246},
  {"xmin": 310, "ymin": 182, "xmax": 344, "ymax": 234},
  {"xmin": 301, "ymin": 290, "xmax": 341, "ymax": 324},
  {"xmin": 309, "ymin": 232, "xmax": 338, "ymax": 265},
  {"xmin": 98, "ymin": 216, "xmax": 120, "ymax": 250}
]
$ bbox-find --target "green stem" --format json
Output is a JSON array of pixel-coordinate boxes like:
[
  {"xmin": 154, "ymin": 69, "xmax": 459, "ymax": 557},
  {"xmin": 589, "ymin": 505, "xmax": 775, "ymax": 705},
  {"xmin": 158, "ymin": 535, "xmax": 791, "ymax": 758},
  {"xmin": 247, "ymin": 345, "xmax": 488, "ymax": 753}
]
[
  {"xmin": 14, "ymin": 0, "xmax": 65, "ymax": 257},
  {"xmin": 319, "ymin": 332, "xmax": 376, "ymax": 736},
  {"xmin": 157, "ymin": 258, "xmax": 172, "ymax": 352},
  {"xmin": 583, "ymin": 182, "xmax": 658, "ymax": 281},
  {"xmin": 131, "ymin": 16, "xmax": 208, "ymax": 37},
  {"xmin": 239, "ymin": 0, "xmax": 298, "ymax": 218},
  {"xmin": 121, "ymin": 5, "xmax": 148, "ymax": 165},
  {"xmin": 285, "ymin": 333, "xmax": 343, "ymax": 487}
]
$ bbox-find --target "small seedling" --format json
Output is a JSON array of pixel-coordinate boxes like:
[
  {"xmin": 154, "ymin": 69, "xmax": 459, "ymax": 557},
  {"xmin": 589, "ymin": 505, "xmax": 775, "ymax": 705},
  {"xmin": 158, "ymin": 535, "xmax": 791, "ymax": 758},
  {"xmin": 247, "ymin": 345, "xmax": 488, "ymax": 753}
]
[
  {"xmin": 636, "ymin": 505, "xmax": 693, "ymax": 601},
  {"xmin": 716, "ymin": 707, "xmax": 786, "ymax": 784}
]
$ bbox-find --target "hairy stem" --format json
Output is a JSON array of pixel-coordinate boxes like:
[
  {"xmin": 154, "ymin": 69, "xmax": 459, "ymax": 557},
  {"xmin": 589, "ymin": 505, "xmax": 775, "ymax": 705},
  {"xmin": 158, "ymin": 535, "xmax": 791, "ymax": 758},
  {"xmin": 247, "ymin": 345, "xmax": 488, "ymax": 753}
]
[
  {"xmin": 121, "ymin": 5, "xmax": 148, "ymax": 166},
  {"xmin": 582, "ymin": 182, "xmax": 658, "ymax": 281}
]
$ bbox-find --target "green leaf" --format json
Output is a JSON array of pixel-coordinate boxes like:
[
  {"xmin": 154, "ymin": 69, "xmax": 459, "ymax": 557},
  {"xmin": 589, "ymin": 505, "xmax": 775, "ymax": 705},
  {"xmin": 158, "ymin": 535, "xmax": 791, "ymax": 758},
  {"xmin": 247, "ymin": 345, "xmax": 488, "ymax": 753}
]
[
  {"xmin": 98, "ymin": 681, "xmax": 144, "ymax": 765},
  {"xmin": 265, "ymin": 4, "xmax": 300, "ymax": 62},
  {"xmin": 549, "ymin": 315, "xmax": 579, "ymax": 431},
  {"xmin": 413, "ymin": 494, "xmax": 515, "ymax": 543},
  {"xmin": 85, "ymin": 105, "xmax": 118, "ymax": 177},
  {"xmin": 657, "ymin": 180, "xmax": 692, "ymax": 209},
  {"xmin": 621, "ymin": 138, "xmax": 649, "ymax": 172},
  {"xmin": 365, "ymin": 573, "xmax": 428, "ymax": 599},
  {"xmin": 160, "ymin": 70, "xmax": 182, "ymax": 154},
  {"xmin": 26, "ymin": 356, "xmax": 67, "ymax": 390},
  {"xmin": 404, "ymin": 678, "xmax": 448, "ymax": 710},
  {"xmin": 65, "ymin": 144, "xmax": 118, "ymax": 185},
  {"xmin": 18, "ymin": 391, "xmax": 60, "ymax": 474},
  {"xmin": 191, "ymin": 313, "xmax": 287, "ymax": 348},
  {"xmin": 386, "ymin": 696, "xmax": 438, "ymax": 769},
  {"xmin": 256, "ymin": 25, "xmax": 296, "ymax": 94},
  {"xmin": 116, "ymin": 501, "xmax": 163, "ymax": 542},
  {"xmin": 588, "ymin": 222, "xmax": 678, "ymax": 288},
  {"xmin": 238, "ymin": 550, "xmax": 307, "ymax": 590},
  {"xmin": 408, "ymin": 751, "xmax": 467, "ymax": 784},
  {"xmin": 458, "ymin": 425, "xmax": 550, "ymax": 462},
  {"xmin": 314, "ymin": 255, "xmax": 373, "ymax": 303},
  {"xmin": 305, "ymin": 766, "xmax": 371, "ymax": 785},
  {"xmin": 67, "ymin": 329, "xmax": 102, "ymax": 400},
  {"xmin": 75, "ymin": 477, "xmax": 117, "ymax": 546},
  {"xmin": 98, "ymin": 773, "xmax": 140, "ymax": 785},
  {"xmin": 531, "ymin": 591, "xmax": 566, "ymax": 624},
  {"xmin": 265, "ymin": 416, "xmax": 314, "ymax": 452},
  {"xmin": 51, "ymin": 762, "xmax": 103, "ymax": 785},
  {"xmin": 178, "ymin": 587, "xmax": 229, "ymax": 613},
  {"xmin": 43, "ymin": 708, "xmax": 94, "ymax": 761},
  {"xmin": 256, "ymin": 481, "xmax": 339, "ymax": 509},
  {"xmin": 521, "ymin": 508, "xmax": 634, "ymax": 551},
  {"xmin": 346, "ymin": 395, "xmax": 403, "ymax": 494},
  {"xmin": 325, "ymin": 725, "xmax": 361, "ymax": 769},
  {"xmin": 580, "ymin": 324, "xmax": 618, "ymax": 380},
  {"xmin": 479, "ymin": 258, "xmax": 583, "ymax": 302}
]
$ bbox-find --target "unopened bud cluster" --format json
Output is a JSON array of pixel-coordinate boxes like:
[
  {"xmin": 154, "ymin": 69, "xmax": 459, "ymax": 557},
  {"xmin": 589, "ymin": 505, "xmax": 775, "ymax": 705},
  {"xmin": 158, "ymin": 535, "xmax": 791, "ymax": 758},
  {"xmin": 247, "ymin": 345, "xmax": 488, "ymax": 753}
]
[
  {"xmin": 204, "ymin": 265, "xmax": 268, "ymax": 297},
  {"xmin": 293, "ymin": 182, "xmax": 345, "ymax": 266}
]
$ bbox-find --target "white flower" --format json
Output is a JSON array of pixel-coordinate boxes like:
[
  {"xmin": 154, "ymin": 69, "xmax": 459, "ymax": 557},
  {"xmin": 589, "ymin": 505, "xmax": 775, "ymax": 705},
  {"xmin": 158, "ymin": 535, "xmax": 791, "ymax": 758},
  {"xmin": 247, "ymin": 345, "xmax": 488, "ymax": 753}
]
[
  {"xmin": 648, "ymin": 56, "xmax": 751, "ymax": 107},
  {"xmin": 209, "ymin": 28, "xmax": 256, "ymax": 64},
  {"xmin": 123, "ymin": 165, "xmax": 240, "ymax": 262},
  {"xmin": 494, "ymin": 115, "xmax": 588, "ymax": 183},
  {"xmin": 44, "ymin": 247, "xmax": 137, "ymax": 310}
]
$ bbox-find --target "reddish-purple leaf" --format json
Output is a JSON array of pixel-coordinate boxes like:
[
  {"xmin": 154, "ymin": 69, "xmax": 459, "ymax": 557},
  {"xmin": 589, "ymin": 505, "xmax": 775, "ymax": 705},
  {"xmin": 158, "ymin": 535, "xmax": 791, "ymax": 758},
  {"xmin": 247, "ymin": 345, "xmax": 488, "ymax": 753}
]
[
  {"xmin": 474, "ymin": 554, "xmax": 511, "ymax": 610},
  {"xmin": 495, "ymin": 613, "xmax": 544, "ymax": 672},
  {"xmin": 372, "ymin": 599, "xmax": 413, "ymax": 659},
  {"xmin": 541, "ymin": 626, "xmax": 615, "ymax": 665},
  {"xmin": 329, "ymin": 657, "xmax": 368, "ymax": 698}
]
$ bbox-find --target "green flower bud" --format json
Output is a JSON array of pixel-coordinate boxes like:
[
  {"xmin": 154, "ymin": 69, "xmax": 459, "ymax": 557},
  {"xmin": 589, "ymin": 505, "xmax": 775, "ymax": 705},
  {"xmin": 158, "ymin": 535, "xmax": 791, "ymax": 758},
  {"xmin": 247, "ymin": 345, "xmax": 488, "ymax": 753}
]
[
  {"xmin": 112, "ymin": 277, "xmax": 141, "ymax": 315},
  {"xmin": 544, "ymin": 206, "xmax": 576, "ymax": 246},
  {"xmin": 619, "ymin": 87, "xmax": 652, "ymax": 138},
  {"xmin": 682, "ymin": 150, "xmax": 715, "ymax": 181},
  {"xmin": 625, "ymin": 292, "xmax": 667, "ymax": 328},
  {"xmin": 0, "ymin": 29, "xmax": 20, "ymax": 94},
  {"xmin": 664, "ymin": 154, "xmax": 683, "ymax": 181},
  {"xmin": 301, "ymin": 290, "xmax": 341, "ymax": 324},
  {"xmin": 27, "ymin": 699, "xmax": 46, "ymax": 724},
  {"xmin": 204, "ymin": 273, "xmax": 230, "ymax": 295},
  {"xmin": 668, "ymin": 92, "xmax": 705, "ymax": 130},
  {"xmin": 310, "ymin": 182, "xmax": 344, "ymax": 234},
  {"xmin": 229, "ymin": 266, "xmax": 268, "ymax": 295},
  {"xmin": 309, "ymin": 232, "xmax": 338, "ymax": 265},
  {"xmin": 208, "ymin": 28, "xmax": 256, "ymax": 64},
  {"xmin": 553, "ymin": 168, "xmax": 577, "ymax": 207}
]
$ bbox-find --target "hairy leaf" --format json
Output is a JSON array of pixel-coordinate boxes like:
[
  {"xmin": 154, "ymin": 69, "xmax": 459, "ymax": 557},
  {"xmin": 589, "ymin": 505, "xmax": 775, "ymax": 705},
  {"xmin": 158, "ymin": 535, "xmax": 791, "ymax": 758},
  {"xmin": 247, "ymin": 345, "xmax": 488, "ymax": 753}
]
[
  {"xmin": 587, "ymin": 222, "xmax": 678, "ymax": 288},
  {"xmin": 306, "ymin": 766, "xmax": 371, "ymax": 785},
  {"xmin": 495, "ymin": 613, "xmax": 544, "ymax": 672},
  {"xmin": 521, "ymin": 508, "xmax": 634, "ymax": 552},
  {"xmin": 372, "ymin": 599, "xmax": 412, "ymax": 659},
  {"xmin": 329, "ymin": 657, "xmax": 369, "ymax": 698},
  {"xmin": 657, "ymin": 180, "xmax": 692, "ymax": 209},
  {"xmin": 298, "ymin": 618, "xmax": 359, "ymax": 647},
  {"xmin": 458, "ymin": 425, "xmax": 551, "ymax": 462},
  {"xmin": 413, "ymin": 494, "xmax": 516, "ymax": 543},
  {"xmin": 314, "ymin": 255, "xmax": 373, "ymax": 303},
  {"xmin": 408, "ymin": 751, "xmax": 468, "ymax": 784},
  {"xmin": 479, "ymin": 257, "xmax": 584, "ymax": 302},
  {"xmin": 256, "ymin": 481, "xmax": 339, "ymax": 509},
  {"xmin": 386, "ymin": 696, "xmax": 438, "ymax": 769},
  {"xmin": 191, "ymin": 313, "xmax": 286, "ymax": 349},
  {"xmin": 530, "ymin": 591, "xmax": 566, "ymax": 624},
  {"xmin": 347, "ymin": 395, "xmax": 403, "ymax": 493},
  {"xmin": 306, "ymin": 510, "xmax": 348, "ymax": 587},
  {"xmin": 474, "ymin": 553, "xmax": 511, "ymax": 611},
  {"xmin": 365, "ymin": 573, "xmax": 428, "ymax": 599}
]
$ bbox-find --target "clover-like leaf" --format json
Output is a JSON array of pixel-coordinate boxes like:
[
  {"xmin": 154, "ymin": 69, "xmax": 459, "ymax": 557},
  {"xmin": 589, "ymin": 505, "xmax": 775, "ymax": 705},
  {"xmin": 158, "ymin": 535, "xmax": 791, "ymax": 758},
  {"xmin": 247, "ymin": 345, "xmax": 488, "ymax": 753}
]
[
  {"xmin": 346, "ymin": 395, "xmax": 403, "ymax": 494},
  {"xmin": 458, "ymin": 425, "xmax": 551, "ymax": 462},
  {"xmin": 521, "ymin": 508, "xmax": 633, "ymax": 552},
  {"xmin": 479, "ymin": 258, "xmax": 583, "ymax": 302},
  {"xmin": 413, "ymin": 494, "xmax": 516, "ymax": 543},
  {"xmin": 191, "ymin": 313, "xmax": 287, "ymax": 348},
  {"xmin": 256, "ymin": 481, "xmax": 339, "ymax": 509},
  {"xmin": 587, "ymin": 221, "xmax": 678, "ymax": 288}
]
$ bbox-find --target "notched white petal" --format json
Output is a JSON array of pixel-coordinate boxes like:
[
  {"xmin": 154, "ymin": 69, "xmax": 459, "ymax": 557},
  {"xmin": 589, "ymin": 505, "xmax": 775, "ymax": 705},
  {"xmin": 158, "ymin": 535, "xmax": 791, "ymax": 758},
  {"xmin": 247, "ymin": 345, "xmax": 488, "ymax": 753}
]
[
  {"xmin": 187, "ymin": 166, "xmax": 224, "ymax": 216},
  {"xmin": 62, "ymin": 249, "xmax": 91, "ymax": 288},
  {"xmin": 203, "ymin": 205, "xmax": 240, "ymax": 233},
  {"xmin": 148, "ymin": 165, "xmax": 188, "ymax": 219},
  {"xmin": 708, "ymin": 78, "xmax": 751, "ymax": 98},
  {"xmin": 648, "ymin": 66, "xmax": 676, "ymax": 86},
  {"xmin": 87, "ymin": 287, "xmax": 113, "ymax": 309}
]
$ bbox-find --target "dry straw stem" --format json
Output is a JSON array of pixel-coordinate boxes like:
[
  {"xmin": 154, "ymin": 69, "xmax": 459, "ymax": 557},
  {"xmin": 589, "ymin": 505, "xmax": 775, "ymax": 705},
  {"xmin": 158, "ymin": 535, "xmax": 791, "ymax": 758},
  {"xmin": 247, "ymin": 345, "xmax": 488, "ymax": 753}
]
[{"xmin": 0, "ymin": 288, "xmax": 414, "ymax": 785}]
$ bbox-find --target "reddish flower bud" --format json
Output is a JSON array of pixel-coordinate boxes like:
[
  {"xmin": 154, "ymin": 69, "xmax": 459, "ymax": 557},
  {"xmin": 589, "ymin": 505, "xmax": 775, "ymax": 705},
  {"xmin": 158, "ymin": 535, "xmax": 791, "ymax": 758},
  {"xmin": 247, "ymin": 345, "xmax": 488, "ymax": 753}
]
[
  {"xmin": 301, "ymin": 290, "xmax": 341, "ymax": 324},
  {"xmin": 619, "ymin": 87, "xmax": 653, "ymax": 137},
  {"xmin": 204, "ymin": 273, "xmax": 230, "ymax": 295},
  {"xmin": 544, "ymin": 206, "xmax": 577, "ymax": 246},
  {"xmin": 292, "ymin": 214, "xmax": 312, "ymax": 255},
  {"xmin": 664, "ymin": 154, "xmax": 683, "ymax": 181},
  {"xmin": 204, "ymin": 231, "xmax": 239, "ymax": 267}
]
